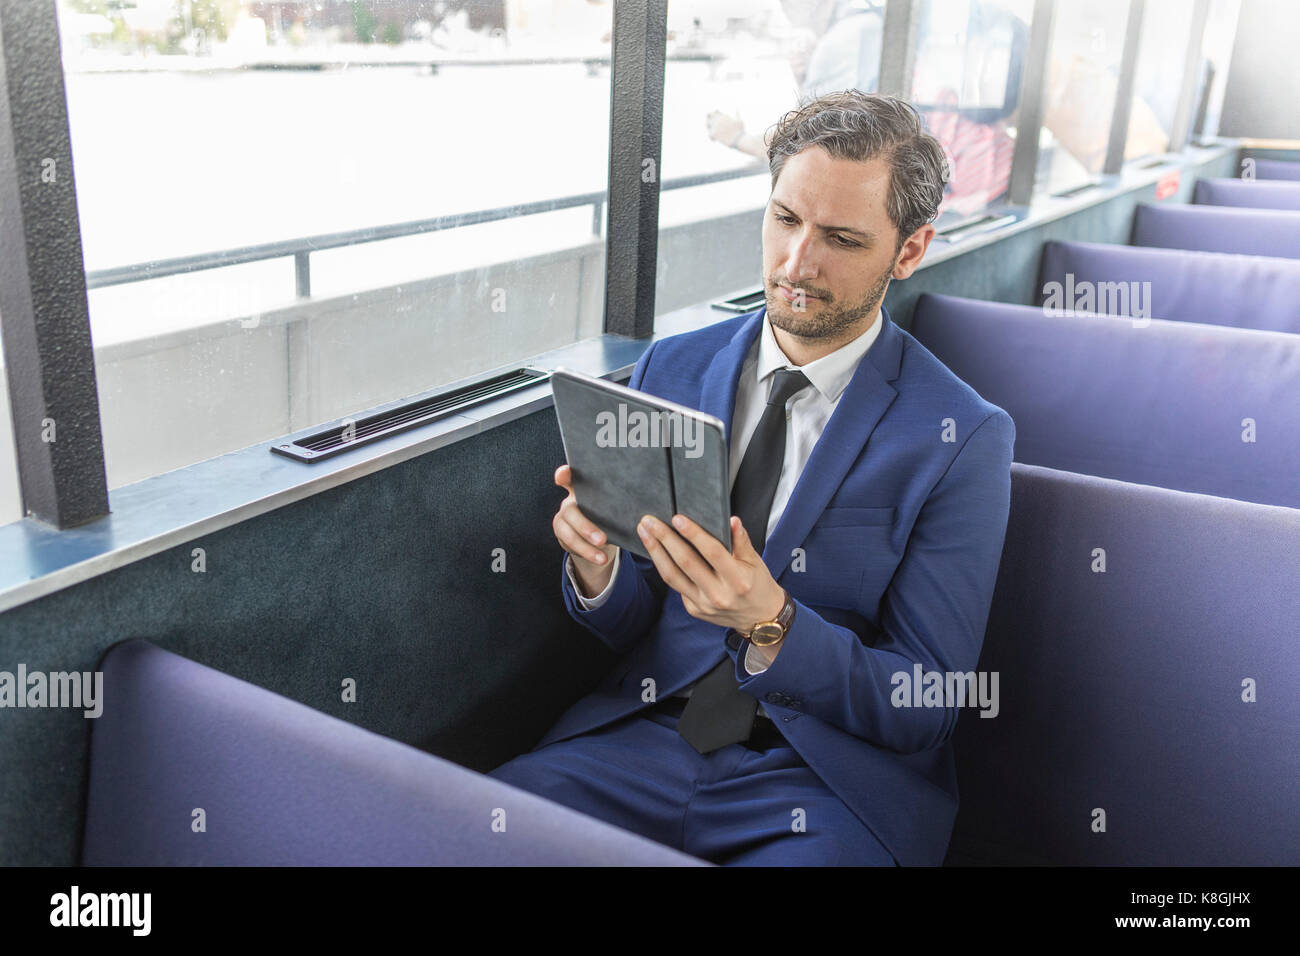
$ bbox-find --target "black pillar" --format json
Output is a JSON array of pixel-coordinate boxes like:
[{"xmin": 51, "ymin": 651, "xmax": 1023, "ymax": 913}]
[
  {"xmin": 602, "ymin": 0, "xmax": 668, "ymax": 340},
  {"xmin": 0, "ymin": 0, "xmax": 109, "ymax": 527}
]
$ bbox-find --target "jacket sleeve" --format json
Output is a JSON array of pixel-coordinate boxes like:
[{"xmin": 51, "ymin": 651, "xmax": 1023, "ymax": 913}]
[
  {"xmin": 736, "ymin": 410, "xmax": 1015, "ymax": 753},
  {"xmin": 558, "ymin": 342, "xmax": 669, "ymax": 655}
]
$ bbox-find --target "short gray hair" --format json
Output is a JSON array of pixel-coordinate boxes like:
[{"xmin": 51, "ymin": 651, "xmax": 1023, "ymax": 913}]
[{"xmin": 766, "ymin": 91, "xmax": 949, "ymax": 248}]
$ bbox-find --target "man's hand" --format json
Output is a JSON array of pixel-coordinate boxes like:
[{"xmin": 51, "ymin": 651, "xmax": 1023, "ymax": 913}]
[
  {"xmin": 553, "ymin": 464, "xmax": 619, "ymax": 598},
  {"xmin": 636, "ymin": 513, "xmax": 786, "ymax": 635},
  {"xmin": 705, "ymin": 110, "xmax": 745, "ymax": 147}
]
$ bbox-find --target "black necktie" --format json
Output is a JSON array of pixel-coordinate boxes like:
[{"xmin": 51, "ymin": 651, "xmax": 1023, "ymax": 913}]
[{"xmin": 676, "ymin": 368, "xmax": 810, "ymax": 754}]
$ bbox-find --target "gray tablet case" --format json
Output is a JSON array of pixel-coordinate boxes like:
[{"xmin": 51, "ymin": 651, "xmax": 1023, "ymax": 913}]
[{"xmin": 551, "ymin": 367, "xmax": 731, "ymax": 561}]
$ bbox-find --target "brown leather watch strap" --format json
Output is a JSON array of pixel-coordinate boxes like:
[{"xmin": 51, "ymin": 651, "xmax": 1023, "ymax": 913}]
[
  {"xmin": 761, "ymin": 590, "xmax": 794, "ymax": 631},
  {"xmin": 747, "ymin": 589, "xmax": 796, "ymax": 645}
]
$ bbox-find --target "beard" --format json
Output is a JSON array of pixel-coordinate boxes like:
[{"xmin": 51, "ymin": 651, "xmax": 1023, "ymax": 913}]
[{"xmin": 765, "ymin": 262, "xmax": 892, "ymax": 342}]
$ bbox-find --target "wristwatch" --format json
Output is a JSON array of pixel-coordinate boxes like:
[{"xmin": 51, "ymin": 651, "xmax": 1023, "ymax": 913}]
[{"xmin": 744, "ymin": 589, "xmax": 796, "ymax": 647}]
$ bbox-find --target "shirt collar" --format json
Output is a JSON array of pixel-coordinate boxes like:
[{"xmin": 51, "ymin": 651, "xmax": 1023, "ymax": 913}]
[{"xmin": 755, "ymin": 307, "xmax": 884, "ymax": 403}]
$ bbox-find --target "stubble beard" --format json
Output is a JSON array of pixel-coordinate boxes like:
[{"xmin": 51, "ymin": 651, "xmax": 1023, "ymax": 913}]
[{"xmin": 766, "ymin": 262, "xmax": 892, "ymax": 344}]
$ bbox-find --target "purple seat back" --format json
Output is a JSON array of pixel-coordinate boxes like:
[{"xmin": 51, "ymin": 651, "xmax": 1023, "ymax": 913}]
[
  {"xmin": 949, "ymin": 463, "xmax": 1300, "ymax": 865},
  {"xmin": 82, "ymin": 640, "xmax": 707, "ymax": 866},
  {"xmin": 1131, "ymin": 202, "xmax": 1300, "ymax": 258},
  {"xmin": 1037, "ymin": 239, "xmax": 1300, "ymax": 334},
  {"xmin": 1194, "ymin": 176, "xmax": 1300, "ymax": 210},
  {"xmin": 910, "ymin": 294, "xmax": 1300, "ymax": 509},
  {"xmin": 1253, "ymin": 157, "xmax": 1300, "ymax": 181}
]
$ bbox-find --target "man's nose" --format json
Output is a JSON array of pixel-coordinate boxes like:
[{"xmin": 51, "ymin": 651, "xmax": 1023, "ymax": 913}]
[{"xmin": 784, "ymin": 229, "xmax": 819, "ymax": 283}]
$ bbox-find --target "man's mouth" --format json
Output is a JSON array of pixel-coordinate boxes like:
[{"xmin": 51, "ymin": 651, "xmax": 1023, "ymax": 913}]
[{"xmin": 777, "ymin": 283, "xmax": 821, "ymax": 303}]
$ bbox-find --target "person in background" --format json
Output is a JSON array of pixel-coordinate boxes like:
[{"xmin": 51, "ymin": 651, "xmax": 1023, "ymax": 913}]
[{"xmin": 707, "ymin": 0, "xmax": 1023, "ymax": 218}]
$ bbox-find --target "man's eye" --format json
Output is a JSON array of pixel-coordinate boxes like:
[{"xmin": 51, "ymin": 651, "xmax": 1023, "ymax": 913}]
[
  {"xmin": 775, "ymin": 213, "xmax": 795, "ymax": 224},
  {"xmin": 835, "ymin": 236, "xmax": 858, "ymax": 247}
]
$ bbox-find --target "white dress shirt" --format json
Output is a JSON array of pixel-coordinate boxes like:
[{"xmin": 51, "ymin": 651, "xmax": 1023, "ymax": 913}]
[{"xmin": 565, "ymin": 307, "xmax": 883, "ymax": 677}]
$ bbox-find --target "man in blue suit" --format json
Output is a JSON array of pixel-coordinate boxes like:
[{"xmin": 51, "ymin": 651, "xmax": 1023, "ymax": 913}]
[{"xmin": 491, "ymin": 91, "xmax": 1014, "ymax": 866}]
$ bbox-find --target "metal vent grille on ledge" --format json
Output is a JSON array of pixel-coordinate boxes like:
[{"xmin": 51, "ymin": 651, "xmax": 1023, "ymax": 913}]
[{"xmin": 271, "ymin": 367, "xmax": 551, "ymax": 463}]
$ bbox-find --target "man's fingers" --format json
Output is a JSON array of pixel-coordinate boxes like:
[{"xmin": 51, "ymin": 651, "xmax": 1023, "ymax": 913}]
[
  {"xmin": 637, "ymin": 519, "xmax": 691, "ymax": 595},
  {"xmin": 667, "ymin": 513, "xmax": 746, "ymax": 596},
  {"xmin": 554, "ymin": 464, "xmax": 573, "ymax": 493},
  {"xmin": 731, "ymin": 516, "xmax": 756, "ymax": 556},
  {"xmin": 640, "ymin": 515, "xmax": 721, "ymax": 600},
  {"xmin": 553, "ymin": 465, "xmax": 606, "ymax": 547},
  {"xmin": 668, "ymin": 513, "xmax": 733, "ymax": 566},
  {"xmin": 560, "ymin": 500, "xmax": 608, "ymax": 548},
  {"xmin": 555, "ymin": 513, "xmax": 609, "ymax": 565}
]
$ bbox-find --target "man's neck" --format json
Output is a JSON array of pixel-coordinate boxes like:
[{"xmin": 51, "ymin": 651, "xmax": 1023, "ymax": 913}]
[{"xmin": 771, "ymin": 309, "xmax": 881, "ymax": 366}]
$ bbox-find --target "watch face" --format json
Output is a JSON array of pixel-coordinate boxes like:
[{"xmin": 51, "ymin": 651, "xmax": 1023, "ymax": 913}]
[{"xmin": 750, "ymin": 623, "xmax": 785, "ymax": 646}]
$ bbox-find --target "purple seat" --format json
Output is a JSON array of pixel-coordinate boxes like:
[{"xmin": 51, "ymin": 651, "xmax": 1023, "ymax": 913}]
[
  {"xmin": 1193, "ymin": 176, "xmax": 1300, "ymax": 211},
  {"xmin": 1037, "ymin": 239, "xmax": 1300, "ymax": 334},
  {"xmin": 948, "ymin": 463, "xmax": 1300, "ymax": 865},
  {"xmin": 910, "ymin": 294, "xmax": 1300, "ymax": 509},
  {"xmin": 1131, "ymin": 202, "xmax": 1300, "ymax": 258},
  {"xmin": 1253, "ymin": 157, "xmax": 1300, "ymax": 181},
  {"xmin": 82, "ymin": 640, "xmax": 707, "ymax": 866}
]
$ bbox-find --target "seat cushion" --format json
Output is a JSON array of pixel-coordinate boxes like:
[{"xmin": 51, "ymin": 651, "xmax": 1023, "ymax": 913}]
[
  {"xmin": 1038, "ymin": 239, "xmax": 1300, "ymax": 333},
  {"xmin": 1194, "ymin": 176, "xmax": 1300, "ymax": 210},
  {"xmin": 1131, "ymin": 202, "xmax": 1300, "ymax": 258},
  {"xmin": 949, "ymin": 463, "xmax": 1300, "ymax": 865},
  {"xmin": 82, "ymin": 640, "xmax": 707, "ymax": 866},
  {"xmin": 911, "ymin": 293, "xmax": 1300, "ymax": 508},
  {"xmin": 1253, "ymin": 157, "xmax": 1300, "ymax": 181}
]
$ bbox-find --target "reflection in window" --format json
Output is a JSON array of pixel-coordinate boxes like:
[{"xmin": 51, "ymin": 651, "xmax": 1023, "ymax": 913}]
[
  {"xmin": 658, "ymin": 0, "xmax": 894, "ymax": 314},
  {"xmin": 909, "ymin": 0, "xmax": 1033, "ymax": 221},
  {"xmin": 55, "ymin": 0, "xmax": 611, "ymax": 489},
  {"xmin": 658, "ymin": 0, "xmax": 1043, "ymax": 302},
  {"xmin": 1126, "ymin": 0, "xmax": 1195, "ymax": 160},
  {"xmin": 673, "ymin": 1, "xmax": 887, "ymax": 167},
  {"xmin": 1192, "ymin": 0, "xmax": 1242, "ymax": 142},
  {"xmin": 1038, "ymin": 0, "xmax": 1130, "ymax": 195},
  {"xmin": 681, "ymin": 0, "xmax": 1035, "ymax": 223}
]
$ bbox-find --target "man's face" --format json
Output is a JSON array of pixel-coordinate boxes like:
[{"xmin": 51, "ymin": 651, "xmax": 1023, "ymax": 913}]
[{"xmin": 762, "ymin": 147, "xmax": 918, "ymax": 348}]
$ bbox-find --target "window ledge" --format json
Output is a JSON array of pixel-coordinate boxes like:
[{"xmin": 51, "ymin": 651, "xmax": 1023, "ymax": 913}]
[{"xmin": 0, "ymin": 332, "xmax": 664, "ymax": 615}]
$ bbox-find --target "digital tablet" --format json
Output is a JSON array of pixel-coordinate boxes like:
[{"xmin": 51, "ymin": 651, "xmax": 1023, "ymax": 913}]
[{"xmin": 551, "ymin": 367, "xmax": 731, "ymax": 561}]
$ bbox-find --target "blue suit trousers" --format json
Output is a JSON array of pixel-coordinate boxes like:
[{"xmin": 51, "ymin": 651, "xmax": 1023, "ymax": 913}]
[{"xmin": 489, "ymin": 703, "xmax": 897, "ymax": 866}]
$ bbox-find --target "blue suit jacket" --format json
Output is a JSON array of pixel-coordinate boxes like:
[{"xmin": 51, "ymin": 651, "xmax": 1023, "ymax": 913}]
[{"xmin": 544, "ymin": 304, "xmax": 1015, "ymax": 866}]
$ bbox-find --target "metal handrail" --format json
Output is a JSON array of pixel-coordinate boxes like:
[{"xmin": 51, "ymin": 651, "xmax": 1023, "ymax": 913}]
[{"xmin": 84, "ymin": 161, "xmax": 769, "ymax": 296}]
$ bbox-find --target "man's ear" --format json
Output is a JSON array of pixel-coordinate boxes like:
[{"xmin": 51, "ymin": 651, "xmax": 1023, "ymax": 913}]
[{"xmin": 891, "ymin": 223, "xmax": 936, "ymax": 280}]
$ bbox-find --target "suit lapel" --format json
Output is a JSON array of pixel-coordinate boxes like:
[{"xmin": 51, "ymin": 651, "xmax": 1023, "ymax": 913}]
[
  {"xmin": 696, "ymin": 310, "xmax": 763, "ymax": 449},
  {"xmin": 763, "ymin": 310, "xmax": 902, "ymax": 575},
  {"xmin": 697, "ymin": 304, "xmax": 905, "ymax": 577}
]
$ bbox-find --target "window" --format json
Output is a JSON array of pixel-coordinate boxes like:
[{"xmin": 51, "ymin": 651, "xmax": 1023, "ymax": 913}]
[
  {"xmin": 1193, "ymin": 0, "xmax": 1242, "ymax": 142},
  {"xmin": 909, "ymin": 0, "xmax": 1035, "ymax": 222},
  {"xmin": 655, "ymin": 0, "xmax": 894, "ymax": 314},
  {"xmin": 55, "ymin": 0, "xmax": 611, "ymax": 489},
  {"xmin": 1126, "ymin": 0, "xmax": 1196, "ymax": 161},
  {"xmin": 1037, "ymin": 0, "xmax": 1131, "ymax": 195}
]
